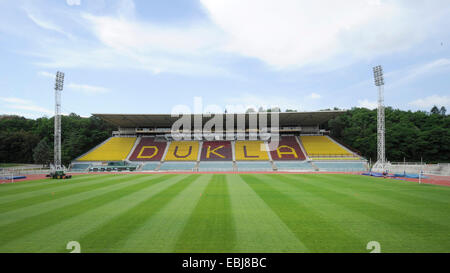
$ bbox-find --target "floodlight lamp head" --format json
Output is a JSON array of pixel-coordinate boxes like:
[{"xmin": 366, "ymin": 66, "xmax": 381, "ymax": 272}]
[
  {"xmin": 55, "ymin": 71, "xmax": 65, "ymax": 91},
  {"xmin": 373, "ymin": 65, "xmax": 384, "ymax": 87}
]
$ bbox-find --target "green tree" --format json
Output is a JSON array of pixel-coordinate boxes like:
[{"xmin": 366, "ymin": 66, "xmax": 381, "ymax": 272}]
[
  {"xmin": 33, "ymin": 138, "xmax": 52, "ymax": 166},
  {"xmin": 430, "ymin": 105, "xmax": 440, "ymax": 115}
]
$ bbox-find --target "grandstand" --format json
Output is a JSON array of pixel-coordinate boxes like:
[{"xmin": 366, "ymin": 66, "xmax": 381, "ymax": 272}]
[{"xmin": 71, "ymin": 112, "xmax": 368, "ymax": 172}]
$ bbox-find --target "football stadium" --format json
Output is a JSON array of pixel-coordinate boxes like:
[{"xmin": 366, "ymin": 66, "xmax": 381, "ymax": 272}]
[{"xmin": 1, "ymin": 110, "xmax": 449, "ymax": 253}]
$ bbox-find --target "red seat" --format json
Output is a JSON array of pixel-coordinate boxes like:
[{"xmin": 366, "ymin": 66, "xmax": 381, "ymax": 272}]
[
  {"xmin": 200, "ymin": 141, "xmax": 232, "ymax": 161},
  {"xmin": 269, "ymin": 136, "xmax": 306, "ymax": 160},
  {"xmin": 129, "ymin": 138, "xmax": 167, "ymax": 161}
]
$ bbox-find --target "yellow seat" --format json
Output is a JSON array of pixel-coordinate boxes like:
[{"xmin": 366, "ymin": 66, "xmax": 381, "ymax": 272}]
[
  {"xmin": 300, "ymin": 136, "xmax": 354, "ymax": 158},
  {"xmin": 164, "ymin": 141, "xmax": 199, "ymax": 161},
  {"xmin": 78, "ymin": 137, "xmax": 136, "ymax": 161},
  {"xmin": 235, "ymin": 141, "xmax": 269, "ymax": 160}
]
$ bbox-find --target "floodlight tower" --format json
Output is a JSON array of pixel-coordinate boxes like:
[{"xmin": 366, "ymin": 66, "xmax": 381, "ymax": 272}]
[
  {"xmin": 54, "ymin": 71, "xmax": 64, "ymax": 170},
  {"xmin": 373, "ymin": 65, "xmax": 385, "ymax": 170}
]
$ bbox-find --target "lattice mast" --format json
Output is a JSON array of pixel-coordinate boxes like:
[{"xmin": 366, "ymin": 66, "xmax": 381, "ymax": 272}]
[
  {"xmin": 373, "ymin": 65, "xmax": 385, "ymax": 170},
  {"xmin": 54, "ymin": 71, "xmax": 64, "ymax": 170}
]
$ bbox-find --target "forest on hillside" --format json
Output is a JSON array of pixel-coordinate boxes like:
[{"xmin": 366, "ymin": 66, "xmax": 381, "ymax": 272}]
[
  {"xmin": 326, "ymin": 106, "xmax": 449, "ymax": 163},
  {"xmin": 0, "ymin": 106, "xmax": 448, "ymax": 166},
  {"xmin": 0, "ymin": 114, "xmax": 115, "ymax": 166}
]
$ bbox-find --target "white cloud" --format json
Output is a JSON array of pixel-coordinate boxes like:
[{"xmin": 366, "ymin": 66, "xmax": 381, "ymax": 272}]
[
  {"xmin": 224, "ymin": 93, "xmax": 306, "ymax": 112},
  {"xmin": 25, "ymin": 9, "xmax": 73, "ymax": 39},
  {"xmin": 0, "ymin": 97, "xmax": 53, "ymax": 116},
  {"xmin": 8, "ymin": 104, "xmax": 53, "ymax": 115},
  {"xmin": 66, "ymin": 0, "xmax": 81, "ymax": 6},
  {"xmin": 37, "ymin": 71, "xmax": 55, "ymax": 78},
  {"xmin": 13, "ymin": 0, "xmax": 450, "ymax": 77},
  {"xmin": 200, "ymin": 0, "xmax": 448, "ymax": 69},
  {"xmin": 0, "ymin": 111, "xmax": 42, "ymax": 119},
  {"xmin": 409, "ymin": 95, "xmax": 450, "ymax": 109},
  {"xmin": 67, "ymin": 83, "xmax": 110, "ymax": 95},
  {"xmin": 0, "ymin": 97, "xmax": 32, "ymax": 105},
  {"xmin": 358, "ymin": 99, "xmax": 377, "ymax": 110},
  {"xmin": 75, "ymin": 13, "xmax": 227, "ymax": 75},
  {"xmin": 29, "ymin": 10, "xmax": 231, "ymax": 76},
  {"xmin": 309, "ymin": 93, "xmax": 321, "ymax": 99},
  {"xmin": 388, "ymin": 58, "xmax": 450, "ymax": 87},
  {"xmin": 83, "ymin": 14, "xmax": 221, "ymax": 55}
]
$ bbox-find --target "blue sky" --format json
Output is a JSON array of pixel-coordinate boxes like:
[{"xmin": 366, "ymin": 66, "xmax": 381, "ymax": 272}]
[{"xmin": 0, "ymin": 0, "xmax": 449, "ymax": 118}]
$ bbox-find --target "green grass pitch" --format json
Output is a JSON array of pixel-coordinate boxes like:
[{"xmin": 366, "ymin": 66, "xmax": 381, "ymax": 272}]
[{"xmin": 0, "ymin": 173, "xmax": 449, "ymax": 253}]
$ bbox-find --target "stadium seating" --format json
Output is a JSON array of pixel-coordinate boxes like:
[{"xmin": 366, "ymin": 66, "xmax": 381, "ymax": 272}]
[
  {"xmin": 198, "ymin": 161, "xmax": 234, "ymax": 172},
  {"xmin": 269, "ymin": 136, "xmax": 306, "ymax": 160},
  {"xmin": 237, "ymin": 161, "xmax": 273, "ymax": 171},
  {"xmin": 274, "ymin": 161, "xmax": 314, "ymax": 171},
  {"xmin": 314, "ymin": 162, "xmax": 367, "ymax": 172},
  {"xmin": 70, "ymin": 163, "xmax": 91, "ymax": 171},
  {"xmin": 141, "ymin": 162, "xmax": 160, "ymax": 171},
  {"xmin": 299, "ymin": 136, "xmax": 357, "ymax": 159},
  {"xmin": 78, "ymin": 137, "xmax": 136, "ymax": 161},
  {"xmin": 164, "ymin": 141, "xmax": 199, "ymax": 161},
  {"xmin": 159, "ymin": 162, "xmax": 196, "ymax": 171},
  {"xmin": 200, "ymin": 141, "xmax": 232, "ymax": 161},
  {"xmin": 235, "ymin": 141, "xmax": 269, "ymax": 160},
  {"xmin": 129, "ymin": 137, "xmax": 167, "ymax": 161}
]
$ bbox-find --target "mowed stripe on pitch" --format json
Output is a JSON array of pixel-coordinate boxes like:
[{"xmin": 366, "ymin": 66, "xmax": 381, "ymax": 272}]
[
  {"xmin": 121, "ymin": 174, "xmax": 212, "ymax": 252},
  {"xmin": 227, "ymin": 174, "xmax": 308, "ymax": 252},
  {"xmin": 323, "ymin": 174, "xmax": 450, "ymax": 207},
  {"xmin": 0, "ymin": 175, "xmax": 150, "ymax": 227},
  {"xmin": 0, "ymin": 174, "xmax": 175, "ymax": 248},
  {"xmin": 1, "ymin": 174, "xmax": 183, "ymax": 252},
  {"xmin": 299, "ymin": 174, "xmax": 450, "ymax": 230},
  {"xmin": 174, "ymin": 174, "xmax": 235, "ymax": 252},
  {"xmin": 0, "ymin": 174, "xmax": 118, "ymax": 202},
  {"xmin": 1, "ymin": 173, "xmax": 449, "ymax": 253},
  {"xmin": 78, "ymin": 174, "xmax": 200, "ymax": 253},
  {"xmin": 265, "ymin": 174, "xmax": 403, "ymax": 252},
  {"xmin": 241, "ymin": 174, "xmax": 362, "ymax": 252},
  {"xmin": 0, "ymin": 174, "xmax": 141, "ymax": 212},
  {"xmin": 276, "ymin": 174, "xmax": 450, "ymax": 252},
  {"xmin": 0, "ymin": 174, "xmax": 112, "ymax": 196}
]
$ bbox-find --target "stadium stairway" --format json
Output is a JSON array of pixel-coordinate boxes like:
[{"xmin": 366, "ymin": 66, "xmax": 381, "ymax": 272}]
[
  {"xmin": 126, "ymin": 136, "xmax": 141, "ymax": 161},
  {"xmin": 295, "ymin": 136, "xmax": 310, "ymax": 161}
]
